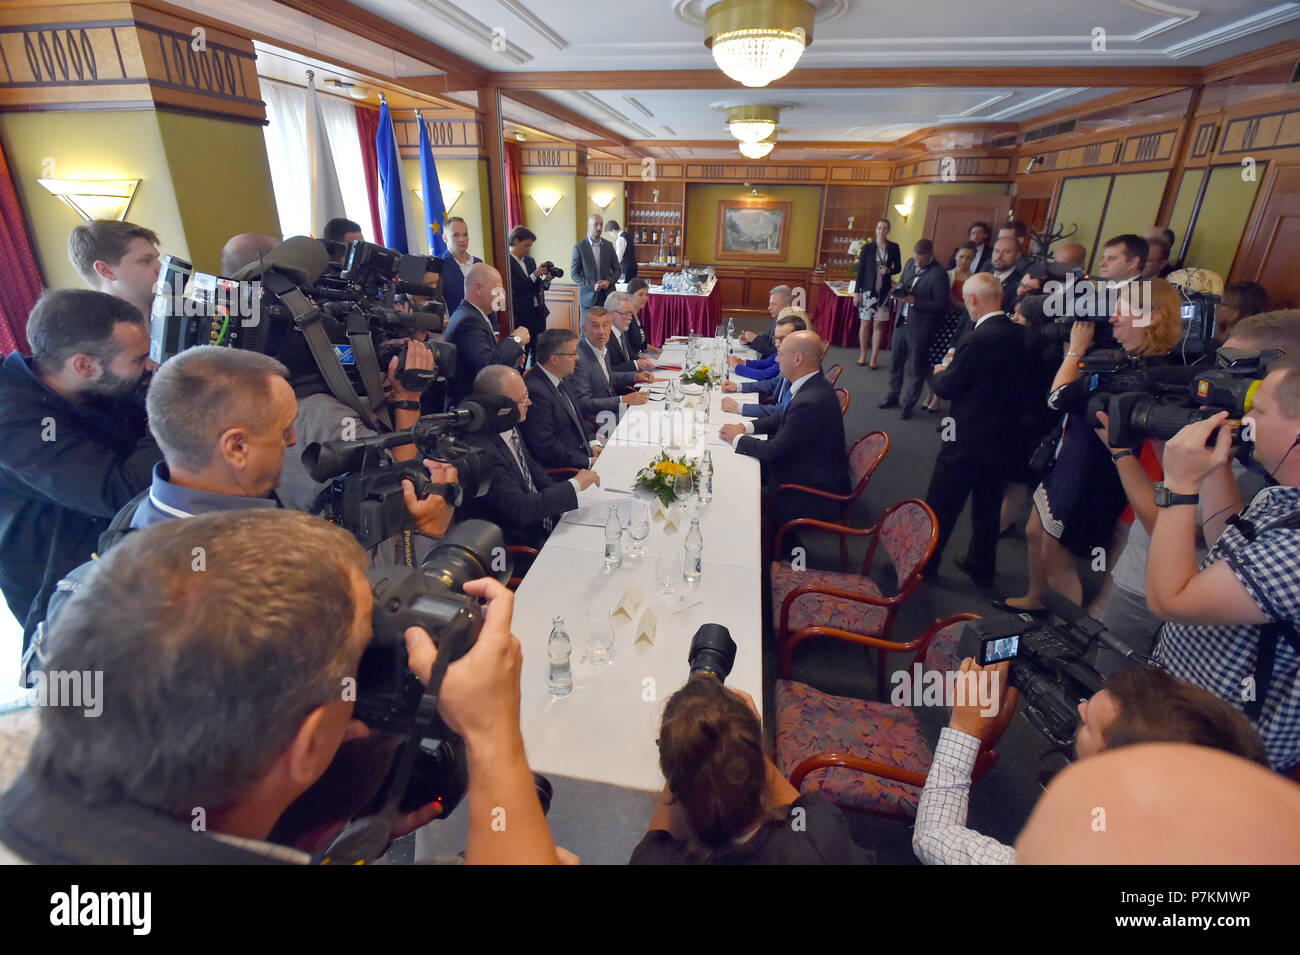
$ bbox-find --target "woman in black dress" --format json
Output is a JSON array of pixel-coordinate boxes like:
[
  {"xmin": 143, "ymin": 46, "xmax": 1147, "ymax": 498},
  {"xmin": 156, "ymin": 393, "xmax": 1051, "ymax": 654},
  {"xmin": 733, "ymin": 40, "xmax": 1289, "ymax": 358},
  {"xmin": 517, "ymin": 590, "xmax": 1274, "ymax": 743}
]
[
  {"xmin": 923, "ymin": 242, "xmax": 977, "ymax": 411},
  {"xmin": 996, "ymin": 279, "xmax": 1185, "ymax": 612},
  {"xmin": 854, "ymin": 219, "xmax": 902, "ymax": 369}
]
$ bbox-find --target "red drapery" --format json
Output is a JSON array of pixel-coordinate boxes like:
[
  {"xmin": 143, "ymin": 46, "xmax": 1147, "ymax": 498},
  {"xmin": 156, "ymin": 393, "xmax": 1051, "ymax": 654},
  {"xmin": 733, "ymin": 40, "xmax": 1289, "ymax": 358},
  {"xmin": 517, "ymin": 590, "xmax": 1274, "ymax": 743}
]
[
  {"xmin": 0, "ymin": 140, "xmax": 42, "ymax": 355},
  {"xmin": 505, "ymin": 141, "xmax": 524, "ymax": 233},
  {"xmin": 354, "ymin": 104, "xmax": 384, "ymax": 246}
]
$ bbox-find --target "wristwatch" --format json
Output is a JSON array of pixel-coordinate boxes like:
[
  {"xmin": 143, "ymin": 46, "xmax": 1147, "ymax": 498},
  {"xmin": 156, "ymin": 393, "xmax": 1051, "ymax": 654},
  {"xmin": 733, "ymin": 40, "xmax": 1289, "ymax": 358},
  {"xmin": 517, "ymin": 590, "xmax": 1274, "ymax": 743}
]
[
  {"xmin": 1153, "ymin": 482, "xmax": 1198, "ymax": 508},
  {"xmin": 511, "ymin": 333, "xmax": 523, "ymax": 344}
]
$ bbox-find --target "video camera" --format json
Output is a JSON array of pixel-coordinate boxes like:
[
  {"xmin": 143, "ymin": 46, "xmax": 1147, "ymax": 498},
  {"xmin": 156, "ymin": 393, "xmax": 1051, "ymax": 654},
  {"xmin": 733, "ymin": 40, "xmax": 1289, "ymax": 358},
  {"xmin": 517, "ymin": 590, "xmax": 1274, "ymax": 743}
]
[
  {"xmin": 301, "ymin": 393, "xmax": 519, "ymax": 549},
  {"xmin": 965, "ymin": 592, "xmax": 1124, "ymax": 749},
  {"xmin": 1090, "ymin": 347, "xmax": 1281, "ymax": 448}
]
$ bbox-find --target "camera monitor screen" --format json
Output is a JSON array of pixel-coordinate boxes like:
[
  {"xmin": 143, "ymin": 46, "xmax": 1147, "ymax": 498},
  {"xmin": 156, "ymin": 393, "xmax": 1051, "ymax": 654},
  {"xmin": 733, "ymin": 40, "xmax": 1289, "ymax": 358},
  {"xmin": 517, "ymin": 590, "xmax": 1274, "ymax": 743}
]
[{"xmin": 979, "ymin": 635, "xmax": 1020, "ymax": 665}]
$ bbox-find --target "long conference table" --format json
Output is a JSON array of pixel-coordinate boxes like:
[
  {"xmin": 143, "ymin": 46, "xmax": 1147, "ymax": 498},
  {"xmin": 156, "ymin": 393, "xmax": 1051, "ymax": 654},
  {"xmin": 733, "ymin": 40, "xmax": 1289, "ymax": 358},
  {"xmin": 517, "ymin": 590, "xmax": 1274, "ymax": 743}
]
[{"xmin": 414, "ymin": 340, "xmax": 765, "ymax": 864}]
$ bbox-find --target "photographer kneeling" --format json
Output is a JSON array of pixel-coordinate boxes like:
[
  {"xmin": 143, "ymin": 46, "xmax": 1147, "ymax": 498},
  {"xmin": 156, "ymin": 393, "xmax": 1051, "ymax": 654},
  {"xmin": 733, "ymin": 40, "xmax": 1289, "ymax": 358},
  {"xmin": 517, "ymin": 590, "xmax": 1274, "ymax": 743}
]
[
  {"xmin": 1148, "ymin": 356, "xmax": 1300, "ymax": 775},
  {"xmin": 631, "ymin": 674, "xmax": 860, "ymax": 864},
  {"xmin": 0, "ymin": 510, "xmax": 564, "ymax": 864}
]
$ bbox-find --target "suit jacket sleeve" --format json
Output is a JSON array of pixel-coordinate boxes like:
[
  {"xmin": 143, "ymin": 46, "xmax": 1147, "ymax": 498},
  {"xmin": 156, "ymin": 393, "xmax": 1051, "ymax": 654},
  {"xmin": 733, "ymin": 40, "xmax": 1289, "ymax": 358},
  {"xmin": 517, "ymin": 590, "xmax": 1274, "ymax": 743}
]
[
  {"xmin": 931, "ymin": 334, "xmax": 979, "ymax": 400},
  {"xmin": 855, "ymin": 244, "xmax": 872, "ymax": 292},
  {"xmin": 518, "ymin": 387, "xmax": 590, "ymax": 470},
  {"xmin": 459, "ymin": 316, "xmax": 523, "ymax": 375},
  {"xmin": 602, "ymin": 243, "xmax": 620, "ymax": 286},
  {"xmin": 569, "ymin": 361, "xmax": 621, "ymax": 417},
  {"xmin": 918, "ymin": 268, "xmax": 951, "ymax": 314},
  {"xmin": 735, "ymin": 395, "xmax": 816, "ymax": 464},
  {"xmin": 478, "ymin": 445, "xmax": 579, "ymax": 530},
  {"xmin": 888, "ymin": 243, "xmax": 902, "ymax": 278},
  {"xmin": 571, "ymin": 244, "xmax": 591, "ymax": 293}
]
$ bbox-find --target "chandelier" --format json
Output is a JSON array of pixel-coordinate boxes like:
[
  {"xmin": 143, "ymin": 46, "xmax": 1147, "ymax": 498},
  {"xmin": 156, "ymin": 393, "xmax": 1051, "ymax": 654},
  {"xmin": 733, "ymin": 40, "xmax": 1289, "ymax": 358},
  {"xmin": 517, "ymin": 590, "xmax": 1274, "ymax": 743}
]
[
  {"xmin": 726, "ymin": 104, "xmax": 780, "ymax": 143},
  {"xmin": 706, "ymin": 0, "xmax": 814, "ymax": 88},
  {"xmin": 738, "ymin": 134, "xmax": 776, "ymax": 159}
]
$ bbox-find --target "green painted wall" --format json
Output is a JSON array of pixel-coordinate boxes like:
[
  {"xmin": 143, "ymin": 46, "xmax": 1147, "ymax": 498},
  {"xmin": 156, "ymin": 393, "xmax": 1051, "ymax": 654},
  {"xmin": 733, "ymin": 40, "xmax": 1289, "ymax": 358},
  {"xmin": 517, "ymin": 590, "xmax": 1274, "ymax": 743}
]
[
  {"xmin": 155, "ymin": 111, "xmax": 279, "ymax": 274},
  {"xmin": 519, "ymin": 172, "xmax": 580, "ymax": 288},
  {"xmin": 1167, "ymin": 169, "xmax": 1204, "ymax": 261},
  {"xmin": 884, "ymin": 182, "xmax": 1010, "ymax": 258},
  {"xmin": 1095, "ymin": 171, "xmax": 1169, "ymax": 263},
  {"xmin": 685, "ymin": 182, "xmax": 823, "ymax": 268},
  {"xmin": 404, "ymin": 157, "xmax": 492, "ymax": 265},
  {"xmin": 1054, "ymin": 175, "xmax": 1113, "ymax": 272},
  {"xmin": 0, "ymin": 110, "xmax": 189, "ymax": 289},
  {"xmin": 1184, "ymin": 164, "xmax": 1264, "ymax": 278},
  {"xmin": 586, "ymin": 179, "xmax": 625, "ymax": 236}
]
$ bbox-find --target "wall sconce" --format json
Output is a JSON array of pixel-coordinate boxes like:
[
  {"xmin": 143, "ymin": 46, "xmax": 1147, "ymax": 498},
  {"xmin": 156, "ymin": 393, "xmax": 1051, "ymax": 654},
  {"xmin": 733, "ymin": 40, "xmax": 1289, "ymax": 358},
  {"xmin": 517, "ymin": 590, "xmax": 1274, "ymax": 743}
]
[
  {"xmin": 413, "ymin": 186, "xmax": 463, "ymax": 213},
  {"xmin": 893, "ymin": 201, "xmax": 913, "ymax": 223},
  {"xmin": 590, "ymin": 191, "xmax": 615, "ymax": 210},
  {"xmin": 38, "ymin": 178, "xmax": 140, "ymax": 221},
  {"xmin": 530, "ymin": 190, "xmax": 564, "ymax": 217}
]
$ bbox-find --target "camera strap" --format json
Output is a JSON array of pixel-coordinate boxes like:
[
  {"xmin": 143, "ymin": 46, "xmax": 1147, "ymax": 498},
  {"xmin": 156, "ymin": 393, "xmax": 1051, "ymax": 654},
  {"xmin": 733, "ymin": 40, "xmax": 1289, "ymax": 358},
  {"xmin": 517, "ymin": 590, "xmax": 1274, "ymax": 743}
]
[
  {"xmin": 1223, "ymin": 507, "xmax": 1300, "ymax": 720},
  {"xmin": 345, "ymin": 308, "xmax": 393, "ymax": 432},
  {"xmin": 278, "ymin": 284, "xmax": 380, "ymax": 432}
]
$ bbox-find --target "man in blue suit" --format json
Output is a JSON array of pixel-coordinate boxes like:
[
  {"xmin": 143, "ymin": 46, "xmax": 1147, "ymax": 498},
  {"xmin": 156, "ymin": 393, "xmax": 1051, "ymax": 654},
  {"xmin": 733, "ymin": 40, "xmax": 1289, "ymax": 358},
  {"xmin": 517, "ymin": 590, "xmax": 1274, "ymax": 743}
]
[
  {"xmin": 441, "ymin": 263, "xmax": 528, "ymax": 407},
  {"xmin": 570, "ymin": 215, "xmax": 620, "ymax": 310},
  {"xmin": 718, "ymin": 315, "xmax": 805, "ymax": 419},
  {"xmin": 719, "ymin": 331, "xmax": 850, "ymax": 531},
  {"xmin": 520, "ymin": 329, "xmax": 602, "ymax": 470},
  {"xmin": 439, "ymin": 216, "xmax": 483, "ymax": 316}
]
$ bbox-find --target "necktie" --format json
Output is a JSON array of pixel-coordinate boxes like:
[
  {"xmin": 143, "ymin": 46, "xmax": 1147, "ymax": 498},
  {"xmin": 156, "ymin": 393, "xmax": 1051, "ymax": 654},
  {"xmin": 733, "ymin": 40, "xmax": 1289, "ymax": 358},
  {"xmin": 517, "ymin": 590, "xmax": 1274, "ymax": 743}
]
[
  {"xmin": 777, "ymin": 378, "xmax": 791, "ymax": 408},
  {"xmin": 511, "ymin": 429, "xmax": 537, "ymax": 493}
]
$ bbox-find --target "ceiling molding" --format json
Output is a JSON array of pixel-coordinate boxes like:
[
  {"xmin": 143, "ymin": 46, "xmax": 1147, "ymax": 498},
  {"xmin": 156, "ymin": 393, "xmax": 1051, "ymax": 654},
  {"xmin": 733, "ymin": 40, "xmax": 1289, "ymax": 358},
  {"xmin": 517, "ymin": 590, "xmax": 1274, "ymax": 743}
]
[
  {"xmin": 1162, "ymin": 3, "xmax": 1300, "ymax": 59},
  {"xmin": 1199, "ymin": 34, "xmax": 1300, "ymax": 82},
  {"xmin": 504, "ymin": 90, "xmax": 643, "ymax": 156},
  {"xmin": 486, "ymin": 66, "xmax": 1206, "ymax": 90},
  {"xmin": 403, "ymin": 0, "xmax": 534, "ymax": 65},
  {"xmin": 495, "ymin": 0, "xmax": 569, "ymax": 51}
]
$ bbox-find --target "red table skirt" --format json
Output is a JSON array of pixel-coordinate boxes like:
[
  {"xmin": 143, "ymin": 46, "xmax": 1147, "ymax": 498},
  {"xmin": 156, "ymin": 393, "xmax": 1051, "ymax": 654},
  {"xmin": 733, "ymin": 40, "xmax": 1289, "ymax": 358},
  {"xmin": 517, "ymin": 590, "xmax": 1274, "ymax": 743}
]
[
  {"xmin": 641, "ymin": 286, "xmax": 722, "ymax": 346},
  {"xmin": 813, "ymin": 291, "xmax": 895, "ymax": 350}
]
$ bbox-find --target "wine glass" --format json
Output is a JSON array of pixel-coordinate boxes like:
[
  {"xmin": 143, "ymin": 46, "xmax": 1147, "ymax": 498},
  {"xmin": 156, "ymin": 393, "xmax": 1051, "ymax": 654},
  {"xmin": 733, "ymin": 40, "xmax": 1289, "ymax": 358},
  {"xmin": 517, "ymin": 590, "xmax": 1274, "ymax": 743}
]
[
  {"xmin": 627, "ymin": 500, "xmax": 650, "ymax": 559},
  {"xmin": 673, "ymin": 469, "xmax": 694, "ymax": 505},
  {"xmin": 584, "ymin": 608, "xmax": 615, "ymax": 671}
]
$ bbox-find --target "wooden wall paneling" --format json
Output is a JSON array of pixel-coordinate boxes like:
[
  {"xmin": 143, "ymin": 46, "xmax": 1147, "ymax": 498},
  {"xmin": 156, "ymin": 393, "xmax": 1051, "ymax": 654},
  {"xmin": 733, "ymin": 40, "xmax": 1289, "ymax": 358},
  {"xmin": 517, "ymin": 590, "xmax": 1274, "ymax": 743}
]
[
  {"xmin": 544, "ymin": 283, "xmax": 579, "ymax": 333},
  {"xmin": 1231, "ymin": 162, "xmax": 1300, "ymax": 307},
  {"xmin": 922, "ymin": 194, "xmax": 1013, "ymax": 264}
]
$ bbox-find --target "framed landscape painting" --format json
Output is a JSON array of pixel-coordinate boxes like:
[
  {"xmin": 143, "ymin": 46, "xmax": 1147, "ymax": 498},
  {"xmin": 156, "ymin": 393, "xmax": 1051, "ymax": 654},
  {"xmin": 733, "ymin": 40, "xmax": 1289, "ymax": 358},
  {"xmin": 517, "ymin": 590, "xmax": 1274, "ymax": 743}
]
[{"xmin": 716, "ymin": 199, "xmax": 792, "ymax": 261}]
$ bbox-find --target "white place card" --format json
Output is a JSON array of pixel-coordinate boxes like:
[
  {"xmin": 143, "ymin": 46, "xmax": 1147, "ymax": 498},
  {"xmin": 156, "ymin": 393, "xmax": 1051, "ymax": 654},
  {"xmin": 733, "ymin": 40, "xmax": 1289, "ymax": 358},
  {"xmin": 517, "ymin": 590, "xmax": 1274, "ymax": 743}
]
[
  {"xmin": 611, "ymin": 586, "xmax": 644, "ymax": 622},
  {"xmin": 635, "ymin": 607, "xmax": 658, "ymax": 645}
]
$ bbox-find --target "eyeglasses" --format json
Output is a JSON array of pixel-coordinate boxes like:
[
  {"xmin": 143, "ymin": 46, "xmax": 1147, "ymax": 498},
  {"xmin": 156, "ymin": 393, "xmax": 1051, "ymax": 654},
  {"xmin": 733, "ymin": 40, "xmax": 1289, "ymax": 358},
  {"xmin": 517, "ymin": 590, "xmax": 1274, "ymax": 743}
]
[{"xmin": 556, "ymin": 351, "xmax": 579, "ymax": 358}]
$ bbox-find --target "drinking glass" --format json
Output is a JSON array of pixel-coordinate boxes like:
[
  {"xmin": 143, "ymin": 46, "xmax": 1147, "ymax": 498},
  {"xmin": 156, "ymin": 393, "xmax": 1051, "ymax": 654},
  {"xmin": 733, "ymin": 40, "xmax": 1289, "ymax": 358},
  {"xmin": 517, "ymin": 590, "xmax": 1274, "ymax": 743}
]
[
  {"xmin": 655, "ymin": 554, "xmax": 680, "ymax": 605},
  {"xmin": 628, "ymin": 499, "xmax": 650, "ymax": 559},
  {"xmin": 584, "ymin": 608, "xmax": 615, "ymax": 671},
  {"xmin": 673, "ymin": 470, "xmax": 694, "ymax": 504}
]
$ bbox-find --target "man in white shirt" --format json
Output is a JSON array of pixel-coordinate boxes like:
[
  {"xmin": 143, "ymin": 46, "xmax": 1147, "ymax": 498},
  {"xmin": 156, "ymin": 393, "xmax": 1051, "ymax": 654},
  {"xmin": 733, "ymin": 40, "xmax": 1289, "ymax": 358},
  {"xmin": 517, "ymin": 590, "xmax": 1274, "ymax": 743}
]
[
  {"xmin": 605, "ymin": 290, "xmax": 655, "ymax": 372},
  {"xmin": 571, "ymin": 215, "xmax": 619, "ymax": 309},
  {"xmin": 440, "ymin": 216, "xmax": 484, "ymax": 315},
  {"xmin": 520, "ymin": 329, "xmax": 603, "ymax": 470}
]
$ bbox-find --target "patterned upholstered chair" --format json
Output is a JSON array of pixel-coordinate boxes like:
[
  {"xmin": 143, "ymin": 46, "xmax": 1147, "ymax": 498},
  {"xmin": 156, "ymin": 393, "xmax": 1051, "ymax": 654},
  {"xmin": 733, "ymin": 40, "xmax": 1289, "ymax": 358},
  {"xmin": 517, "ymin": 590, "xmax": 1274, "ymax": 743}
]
[
  {"xmin": 824, "ymin": 362, "xmax": 843, "ymax": 387},
  {"xmin": 769, "ymin": 499, "xmax": 937, "ymax": 697},
  {"xmin": 835, "ymin": 387, "xmax": 851, "ymax": 416},
  {"xmin": 775, "ymin": 614, "xmax": 1020, "ymax": 819},
  {"xmin": 771, "ymin": 430, "xmax": 889, "ymax": 568}
]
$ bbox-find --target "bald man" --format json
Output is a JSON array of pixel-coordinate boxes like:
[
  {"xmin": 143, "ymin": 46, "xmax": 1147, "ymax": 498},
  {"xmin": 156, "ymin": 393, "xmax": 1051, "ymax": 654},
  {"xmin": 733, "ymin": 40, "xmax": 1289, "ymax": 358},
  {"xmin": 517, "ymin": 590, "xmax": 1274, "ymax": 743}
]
[
  {"xmin": 1015, "ymin": 743, "xmax": 1300, "ymax": 863},
  {"xmin": 220, "ymin": 233, "xmax": 280, "ymax": 277},
  {"xmin": 1054, "ymin": 242, "xmax": 1088, "ymax": 270},
  {"xmin": 456, "ymin": 365, "xmax": 597, "ymax": 549},
  {"xmin": 719, "ymin": 330, "xmax": 849, "ymax": 535},
  {"xmin": 442, "ymin": 262, "xmax": 529, "ymax": 406},
  {"xmin": 922, "ymin": 271, "xmax": 1029, "ymax": 588}
]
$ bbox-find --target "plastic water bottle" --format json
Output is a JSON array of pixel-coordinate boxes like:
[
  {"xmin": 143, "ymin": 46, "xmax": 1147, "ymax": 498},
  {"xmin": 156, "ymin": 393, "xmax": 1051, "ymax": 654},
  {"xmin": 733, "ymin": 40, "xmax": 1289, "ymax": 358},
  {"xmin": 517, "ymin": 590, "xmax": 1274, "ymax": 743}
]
[
  {"xmin": 604, "ymin": 504, "xmax": 623, "ymax": 570},
  {"xmin": 726, "ymin": 317, "xmax": 735, "ymax": 351},
  {"xmin": 547, "ymin": 615, "xmax": 572, "ymax": 698},
  {"xmin": 683, "ymin": 517, "xmax": 703, "ymax": 584},
  {"xmin": 700, "ymin": 450, "xmax": 714, "ymax": 503}
]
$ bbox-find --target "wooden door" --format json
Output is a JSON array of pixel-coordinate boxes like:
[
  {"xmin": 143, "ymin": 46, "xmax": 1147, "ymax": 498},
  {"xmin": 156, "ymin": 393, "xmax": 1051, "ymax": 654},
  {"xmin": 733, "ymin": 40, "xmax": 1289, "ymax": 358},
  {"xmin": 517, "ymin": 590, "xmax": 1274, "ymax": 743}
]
[
  {"xmin": 921, "ymin": 195, "xmax": 1012, "ymax": 265},
  {"xmin": 1233, "ymin": 162, "xmax": 1300, "ymax": 308}
]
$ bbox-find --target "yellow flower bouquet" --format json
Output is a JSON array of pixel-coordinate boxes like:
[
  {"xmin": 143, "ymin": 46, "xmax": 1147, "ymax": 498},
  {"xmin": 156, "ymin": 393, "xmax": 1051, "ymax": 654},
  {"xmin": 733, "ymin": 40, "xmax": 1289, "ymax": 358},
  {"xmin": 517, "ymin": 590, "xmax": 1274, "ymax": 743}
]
[{"xmin": 634, "ymin": 451, "xmax": 701, "ymax": 507}]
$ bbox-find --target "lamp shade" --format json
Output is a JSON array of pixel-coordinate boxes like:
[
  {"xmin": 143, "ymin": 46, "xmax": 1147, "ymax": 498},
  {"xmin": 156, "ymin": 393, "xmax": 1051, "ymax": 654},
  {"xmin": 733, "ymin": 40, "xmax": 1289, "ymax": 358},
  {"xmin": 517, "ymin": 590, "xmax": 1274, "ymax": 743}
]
[{"xmin": 706, "ymin": 0, "xmax": 814, "ymax": 88}]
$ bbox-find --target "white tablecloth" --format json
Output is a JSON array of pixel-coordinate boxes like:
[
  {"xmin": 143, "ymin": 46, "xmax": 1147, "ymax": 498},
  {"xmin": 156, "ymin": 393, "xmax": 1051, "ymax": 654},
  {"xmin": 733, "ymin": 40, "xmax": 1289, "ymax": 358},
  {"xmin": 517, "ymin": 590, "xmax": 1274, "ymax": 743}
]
[{"xmin": 513, "ymin": 340, "xmax": 764, "ymax": 792}]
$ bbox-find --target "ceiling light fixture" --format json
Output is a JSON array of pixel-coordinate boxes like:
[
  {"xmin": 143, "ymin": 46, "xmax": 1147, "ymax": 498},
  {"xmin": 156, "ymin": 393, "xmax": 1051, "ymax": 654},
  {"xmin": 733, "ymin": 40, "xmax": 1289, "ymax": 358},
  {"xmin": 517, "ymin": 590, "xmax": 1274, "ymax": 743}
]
[
  {"xmin": 323, "ymin": 77, "xmax": 372, "ymax": 100},
  {"xmin": 726, "ymin": 104, "xmax": 780, "ymax": 143},
  {"xmin": 738, "ymin": 133, "xmax": 776, "ymax": 159},
  {"xmin": 706, "ymin": 0, "xmax": 814, "ymax": 88}
]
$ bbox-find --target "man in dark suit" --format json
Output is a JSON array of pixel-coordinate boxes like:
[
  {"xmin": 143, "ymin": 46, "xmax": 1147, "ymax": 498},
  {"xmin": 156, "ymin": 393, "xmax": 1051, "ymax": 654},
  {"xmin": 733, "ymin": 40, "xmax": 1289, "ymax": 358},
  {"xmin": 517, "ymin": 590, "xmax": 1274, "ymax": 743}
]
[
  {"xmin": 923, "ymin": 272, "xmax": 1030, "ymax": 589},
  {"xmin": 441, "ymin": 263, "xmax": 529, "ymax": 407},
  {"xmin": 880, "ymin": 239, "xmax": 951, "ymax": 419},
  {"xmin": 520, "ymin": 329, "xmax": 601, "ymax": 470},
  {"xmin": 739, "ymin": 285, "xmax": 792, "ymax": 359},
  {"xmin": 507, "ymin": 225, "xmax": 552, "ymax": 365},
  {"xmin": 949, "ymin": 221, "xmax": 992, "ymax": 273},
  {"xmin": 569, "ymin": 307, "xmax": 651, "ymax": 433},
  {"xmin": 439, "ymin": 216, "xmax": 483, "ymax": 316},
  {"xmin": 458, "ymin": 365, "xmax": 599, "ymax": 550},
  {"xmin": 718, "ymin": 315, "xmax": 806, "ymax": 420},
  {"xmin": 988, "ymin": 236, "xmax": 1025, "ymax": 313},
  {"xmin": 571, "ymin": 214, "xmax": 620, "ymax": 310},
  {"xmin": 719, "ymin": 331, "xmax": 850, "ymax": 532},
  {"xmin": 605, "ymin": 291, "xmax": 655, "ymax": 373}
]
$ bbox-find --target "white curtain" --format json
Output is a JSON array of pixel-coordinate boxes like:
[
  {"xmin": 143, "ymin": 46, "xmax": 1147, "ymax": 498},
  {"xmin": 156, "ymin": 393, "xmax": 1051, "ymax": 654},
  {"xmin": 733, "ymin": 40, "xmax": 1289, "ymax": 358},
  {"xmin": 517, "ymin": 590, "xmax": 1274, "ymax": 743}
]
[{"xmin": 262, "ymin": 79, "xmax": 372, "ymax": 238}]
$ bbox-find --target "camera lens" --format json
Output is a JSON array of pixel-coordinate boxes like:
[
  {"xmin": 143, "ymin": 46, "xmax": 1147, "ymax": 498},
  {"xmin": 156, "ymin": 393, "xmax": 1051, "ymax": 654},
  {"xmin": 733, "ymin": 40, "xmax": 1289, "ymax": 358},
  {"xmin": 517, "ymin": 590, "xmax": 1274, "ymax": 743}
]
[{"xmin": 688, "ymin": 624, "xmax": 736, "ymax": 681}]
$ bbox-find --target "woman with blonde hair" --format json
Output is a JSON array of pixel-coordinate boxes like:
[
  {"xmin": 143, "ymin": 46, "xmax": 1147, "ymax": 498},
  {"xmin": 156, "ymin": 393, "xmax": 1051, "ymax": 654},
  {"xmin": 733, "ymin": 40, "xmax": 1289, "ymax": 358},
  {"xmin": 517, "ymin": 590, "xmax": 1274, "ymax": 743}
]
[{"xmin": 994, "ymin": 279, "xmax": 1185, "ymax": 613}]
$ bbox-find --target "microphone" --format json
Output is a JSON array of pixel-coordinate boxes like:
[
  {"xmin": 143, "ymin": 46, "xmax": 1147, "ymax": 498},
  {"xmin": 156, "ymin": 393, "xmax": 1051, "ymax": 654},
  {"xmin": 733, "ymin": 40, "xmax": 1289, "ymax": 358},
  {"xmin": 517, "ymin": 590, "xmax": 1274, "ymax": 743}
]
[
  {"xmin": 229, "ymin": 235, "xmax": 332, "ymax": 287},
  {"xmin": 1039, "ymin": 590, "xmax": 1141, "ymax": 662},
  {"xmin": 452, "ymin": 393, "xmax": 521, "ymax": 434}
]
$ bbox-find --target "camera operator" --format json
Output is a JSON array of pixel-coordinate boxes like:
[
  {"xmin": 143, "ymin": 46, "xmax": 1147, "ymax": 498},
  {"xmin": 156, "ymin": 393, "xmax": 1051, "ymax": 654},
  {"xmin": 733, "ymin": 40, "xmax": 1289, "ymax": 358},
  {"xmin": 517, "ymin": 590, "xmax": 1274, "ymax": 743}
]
[
  {"xmin": 1147, "ymin": 356, "xmax": 1300, "ymax": 774},
  {"xmin": 0, "ymin": 289, "xmax": 161, "ymax": 661},
  {"xmin": 507, "ymin": 226, "xmax": 553, "ymax": 365},
  {"xmin": 913, "ymin": 659, "xmax": 1266, "ymax": 864},
  {"xmin": 631, "ymin": 675, "xmax": 859, "ymax": 864},
  {"xmin": 996, "ymin": 280, "xmax": 1183, "ymax": 615},
  {"xmin": 0, "ymin": 510, "xmax": 565, "ymax": 864},
  {"xmin": 220, "ymin": 232, "xmax": 280, "ymax": 277},
  {"xmin": 68, "ymin": 219, "xmax": 162, "ymax": 322}
]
